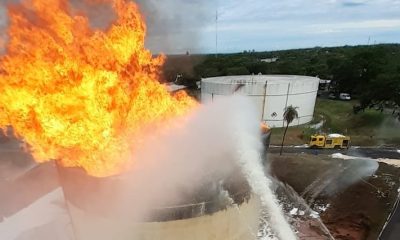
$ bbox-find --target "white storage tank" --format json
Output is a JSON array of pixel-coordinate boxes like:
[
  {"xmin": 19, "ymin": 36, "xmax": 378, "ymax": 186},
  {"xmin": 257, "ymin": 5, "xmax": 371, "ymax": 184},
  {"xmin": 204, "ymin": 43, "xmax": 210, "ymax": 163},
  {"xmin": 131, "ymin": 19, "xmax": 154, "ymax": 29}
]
[
  {"xmin": 201, "ymin": 75, "xmax": 320, "ymax": 128},
  {"xmin": 58, "ymin": 166, "xmax": 261, "ymax": 240}
]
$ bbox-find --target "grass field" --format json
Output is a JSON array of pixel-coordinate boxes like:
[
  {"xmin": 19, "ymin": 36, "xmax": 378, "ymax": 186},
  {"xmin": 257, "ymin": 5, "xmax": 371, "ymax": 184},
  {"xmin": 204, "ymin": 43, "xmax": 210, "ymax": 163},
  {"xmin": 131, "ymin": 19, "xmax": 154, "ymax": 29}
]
[{"xmin": 270, "ymin": 99, "xmax": 400, "ymax": 146}]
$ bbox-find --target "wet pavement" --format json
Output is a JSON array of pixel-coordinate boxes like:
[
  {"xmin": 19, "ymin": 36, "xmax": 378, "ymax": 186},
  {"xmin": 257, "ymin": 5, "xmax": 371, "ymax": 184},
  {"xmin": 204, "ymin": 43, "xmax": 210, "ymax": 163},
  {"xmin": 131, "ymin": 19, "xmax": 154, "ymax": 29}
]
[{"xmin": 270, "ymin": 146, "xmax": 400, "ymax": 160}]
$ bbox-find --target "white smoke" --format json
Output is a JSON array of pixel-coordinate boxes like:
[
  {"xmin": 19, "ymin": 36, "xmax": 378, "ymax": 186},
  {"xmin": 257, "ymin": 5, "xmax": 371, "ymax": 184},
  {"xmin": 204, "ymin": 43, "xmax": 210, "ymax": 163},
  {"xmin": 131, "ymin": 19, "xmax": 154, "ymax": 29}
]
[
  {"xmin": 0, "ymin": 0, "xmax": 215, "ymax": 54},
  {"xmin": 116, "ymin": 97, "xmax": 243, "ymax": 217},
  {"xmin": 136, "ymin": 0, "xmax": 214, "ymax": 54},
  {"xmin": 93, "ymin": 96, "xmax": 297, "ymax": 239},
  {"xmin": 0, "ymin": 1, "xmax": 11, "ymax": 53},
  {"xmin": 330, "ymin": 153, "xmax": 380, "ymax": 195}
]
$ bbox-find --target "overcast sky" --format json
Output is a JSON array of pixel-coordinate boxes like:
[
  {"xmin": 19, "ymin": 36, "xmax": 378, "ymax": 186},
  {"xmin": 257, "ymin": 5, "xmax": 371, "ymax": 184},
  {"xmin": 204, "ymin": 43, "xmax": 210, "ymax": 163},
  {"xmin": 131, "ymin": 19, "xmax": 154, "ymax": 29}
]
[
  {"xmin": 141, "ymin": 0, "xmax": 400, "ymax": 54},
  {"xmin": 1, "ymin": 0, "xmax": 400, "ymax": 54}
]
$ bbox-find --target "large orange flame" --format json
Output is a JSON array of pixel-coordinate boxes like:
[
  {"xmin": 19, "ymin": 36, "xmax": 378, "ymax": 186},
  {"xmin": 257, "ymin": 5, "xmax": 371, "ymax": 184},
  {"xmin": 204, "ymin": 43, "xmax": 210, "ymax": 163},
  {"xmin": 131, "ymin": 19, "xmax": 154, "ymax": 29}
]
[{"xmin": 0, "ymin": 0, "xmax": 196, "ymax": 177}]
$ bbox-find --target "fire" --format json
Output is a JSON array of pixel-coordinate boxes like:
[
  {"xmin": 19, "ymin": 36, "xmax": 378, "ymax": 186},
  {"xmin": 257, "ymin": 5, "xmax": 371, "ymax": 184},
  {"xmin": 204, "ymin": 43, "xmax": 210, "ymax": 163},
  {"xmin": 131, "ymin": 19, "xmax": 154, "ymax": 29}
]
[{"xmin": 0, "ymin": 0, "xmax": 196, "ymax": 177}]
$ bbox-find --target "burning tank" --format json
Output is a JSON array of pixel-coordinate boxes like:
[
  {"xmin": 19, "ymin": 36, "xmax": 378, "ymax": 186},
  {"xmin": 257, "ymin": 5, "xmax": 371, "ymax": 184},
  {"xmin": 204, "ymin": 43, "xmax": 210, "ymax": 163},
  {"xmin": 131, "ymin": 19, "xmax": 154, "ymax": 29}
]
[
  {"xmin": 57, "ymin": 165, "xmax": 261, "ymax": 240},
  {"xmin": 0, "ymin": 0, "xmax": 262, "ymax": 239}
]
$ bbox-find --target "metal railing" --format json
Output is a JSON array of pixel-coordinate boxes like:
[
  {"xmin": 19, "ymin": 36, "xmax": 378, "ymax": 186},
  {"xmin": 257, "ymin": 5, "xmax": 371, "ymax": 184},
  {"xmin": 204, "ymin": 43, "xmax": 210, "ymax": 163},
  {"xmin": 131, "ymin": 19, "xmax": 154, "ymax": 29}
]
[{"xmin": 145, "ymin": 189, "xmax": 252, "ymax": 222}]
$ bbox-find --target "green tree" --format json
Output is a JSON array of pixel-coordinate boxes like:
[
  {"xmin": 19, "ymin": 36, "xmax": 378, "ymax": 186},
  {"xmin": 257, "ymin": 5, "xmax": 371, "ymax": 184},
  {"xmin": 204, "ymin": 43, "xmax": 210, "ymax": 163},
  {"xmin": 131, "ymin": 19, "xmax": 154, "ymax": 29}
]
[
  {"xmin": 226, "ymin": 66, "xmax": 250, "ymax": 76},
  {"xmin": 359, "ymin": 73, "xmax": 400, "ymax": 110},
  {"xmin": 280, "ymin": 106, "xmax": 299, "ymax": 156},
  {"xmin": 330, "ymin": 48, "xmax": 385, "ymax": 95}
]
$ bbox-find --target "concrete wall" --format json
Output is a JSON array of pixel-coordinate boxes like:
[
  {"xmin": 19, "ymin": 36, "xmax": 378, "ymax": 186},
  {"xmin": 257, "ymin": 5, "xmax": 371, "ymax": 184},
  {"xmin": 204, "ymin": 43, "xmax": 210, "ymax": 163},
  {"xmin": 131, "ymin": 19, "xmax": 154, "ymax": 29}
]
[
  {"xmin": 201, "ymin": 75, "xmax": 319, "ymax": 128},
  {"xmin": 67, "ymin": 196, "xmax": 261, "ymax": 240}
]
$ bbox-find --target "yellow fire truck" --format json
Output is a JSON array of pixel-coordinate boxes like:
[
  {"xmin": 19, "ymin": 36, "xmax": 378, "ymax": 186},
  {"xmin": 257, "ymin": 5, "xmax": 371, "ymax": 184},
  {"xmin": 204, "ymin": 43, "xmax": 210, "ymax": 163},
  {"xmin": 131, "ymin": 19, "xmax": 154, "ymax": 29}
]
[{"xmin": 309, "ymin": 134, "xmax": 351, "ymax": 149}]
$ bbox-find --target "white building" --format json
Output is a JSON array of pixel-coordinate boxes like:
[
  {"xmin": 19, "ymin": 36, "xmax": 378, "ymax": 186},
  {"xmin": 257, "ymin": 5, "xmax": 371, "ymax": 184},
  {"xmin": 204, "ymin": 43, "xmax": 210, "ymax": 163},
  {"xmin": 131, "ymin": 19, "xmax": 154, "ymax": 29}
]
[
  {"xmin": 260, "ymin": 57, "xmax": 279, "ymax": 63},
  {"xmin": 201, "ymin": 75, "xmax": 320, "ymax": 128}
]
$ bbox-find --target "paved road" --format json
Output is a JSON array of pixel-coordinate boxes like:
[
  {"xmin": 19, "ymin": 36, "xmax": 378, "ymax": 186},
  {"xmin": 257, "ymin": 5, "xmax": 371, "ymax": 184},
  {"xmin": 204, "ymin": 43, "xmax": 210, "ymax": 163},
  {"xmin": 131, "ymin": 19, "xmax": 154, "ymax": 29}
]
[{"xmin": 269, "ymin": 146, "xmax": 400, "ymax": 159}]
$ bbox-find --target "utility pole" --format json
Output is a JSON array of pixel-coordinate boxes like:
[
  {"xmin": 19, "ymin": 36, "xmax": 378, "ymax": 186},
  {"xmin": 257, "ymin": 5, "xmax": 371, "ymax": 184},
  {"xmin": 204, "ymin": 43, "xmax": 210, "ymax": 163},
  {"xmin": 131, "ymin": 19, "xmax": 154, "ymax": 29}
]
[{"xmin": 215, "ymin": 8, "xmax": 219, "ymax": 58}]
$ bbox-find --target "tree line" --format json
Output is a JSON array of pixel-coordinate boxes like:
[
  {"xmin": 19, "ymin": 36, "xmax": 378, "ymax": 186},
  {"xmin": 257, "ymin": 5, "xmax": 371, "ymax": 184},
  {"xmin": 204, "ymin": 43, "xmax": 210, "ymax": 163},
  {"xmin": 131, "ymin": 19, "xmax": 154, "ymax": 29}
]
[{"xmin": 163, "ymin": 44, "xmax": 400, "ymax": 111}]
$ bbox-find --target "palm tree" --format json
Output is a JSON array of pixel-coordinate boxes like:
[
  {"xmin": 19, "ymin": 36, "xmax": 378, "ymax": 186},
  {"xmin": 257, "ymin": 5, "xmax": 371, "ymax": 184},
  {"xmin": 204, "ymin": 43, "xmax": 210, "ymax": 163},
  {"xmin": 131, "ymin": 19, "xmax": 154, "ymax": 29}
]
[{"xmin": 280, "ymin": 106, "xmax": 299, "ymax": 156}]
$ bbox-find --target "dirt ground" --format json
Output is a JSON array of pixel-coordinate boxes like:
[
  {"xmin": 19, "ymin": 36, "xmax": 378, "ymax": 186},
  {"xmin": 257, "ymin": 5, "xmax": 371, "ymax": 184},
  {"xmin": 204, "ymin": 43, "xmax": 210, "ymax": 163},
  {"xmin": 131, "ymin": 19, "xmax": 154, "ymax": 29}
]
[{"xmin": 269, "ymin": 153, "xmax": 400, "ymax": 240}]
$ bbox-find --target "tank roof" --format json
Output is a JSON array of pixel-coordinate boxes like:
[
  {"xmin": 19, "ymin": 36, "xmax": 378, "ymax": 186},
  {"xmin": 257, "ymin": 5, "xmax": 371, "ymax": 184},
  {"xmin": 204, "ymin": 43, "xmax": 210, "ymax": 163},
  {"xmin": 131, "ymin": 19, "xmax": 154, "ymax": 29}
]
[{"xmin": 202, "ymin": 75, "xmax": 319, "ymax": 85}]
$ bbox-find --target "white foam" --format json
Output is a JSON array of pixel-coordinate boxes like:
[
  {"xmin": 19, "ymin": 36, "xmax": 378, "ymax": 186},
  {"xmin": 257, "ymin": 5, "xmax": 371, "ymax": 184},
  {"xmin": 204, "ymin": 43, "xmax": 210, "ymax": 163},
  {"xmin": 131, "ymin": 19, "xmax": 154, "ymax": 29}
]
[
  {"xmin": 331, "ymin": 153, "xmax": 400, "ymax": 168},
  {"xmin": 289, "ymin": 208, "xmax": 298, "ymax": 216},
  {"xmin": 294, "ymin": 144, "xmax": 308, "ymax": 148},
  {"xmin": 288, "ymin": 208, "xmax": 306, "ymax": 217},
  {"xmin": 331, "ymin": 153, "xmax": 356, "ymax": 160},
  {"xmin": 377, "ymin": 158, "xmax": 400, "ymax": 168},
  {"xmin": 310, "ymin": 211, "xmax": 320, "ymax": 219},
  {"xmin": 228, "ymin": 97, "xmax": 296, "ymax": 240},
  {"xmin": 315, "ymin": 204, "xmax": 330, "ymax": 213}
]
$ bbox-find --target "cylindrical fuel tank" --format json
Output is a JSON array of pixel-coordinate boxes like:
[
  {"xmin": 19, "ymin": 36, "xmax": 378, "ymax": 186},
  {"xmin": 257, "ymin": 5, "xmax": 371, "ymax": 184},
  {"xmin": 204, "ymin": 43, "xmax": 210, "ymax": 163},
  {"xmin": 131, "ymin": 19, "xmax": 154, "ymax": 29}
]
[{"xmin": 57, "ymin": 166, "xmax": 261, "ymax": 240}]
